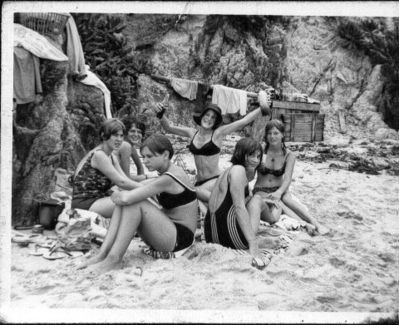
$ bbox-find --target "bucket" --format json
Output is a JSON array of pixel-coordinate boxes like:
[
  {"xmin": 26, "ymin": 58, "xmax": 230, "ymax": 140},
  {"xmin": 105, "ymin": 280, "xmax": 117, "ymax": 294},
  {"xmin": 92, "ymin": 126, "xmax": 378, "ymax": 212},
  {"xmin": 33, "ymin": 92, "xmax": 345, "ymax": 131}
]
[{"xmin": 38, "ymin": 199, "xmax": 65, "ymax": 230}]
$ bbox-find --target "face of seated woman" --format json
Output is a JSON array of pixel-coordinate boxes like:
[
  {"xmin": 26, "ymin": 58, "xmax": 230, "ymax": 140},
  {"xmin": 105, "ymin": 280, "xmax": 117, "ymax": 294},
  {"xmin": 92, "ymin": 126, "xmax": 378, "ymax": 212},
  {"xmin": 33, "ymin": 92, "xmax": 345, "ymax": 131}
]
[
  {"xmin": 127, "ymin": 124, "xmax": 143, "ymax": 146},
  {"xmin": 266, "ymin": 127, "xmax": 283, "ymax": 146},
  {"xmin": 106, "ymin": 130, "xmax": 124, "ymax": 151},
  {"xmin": 141, "ymin": 147, "xmax": 169, "ymax": 172}
]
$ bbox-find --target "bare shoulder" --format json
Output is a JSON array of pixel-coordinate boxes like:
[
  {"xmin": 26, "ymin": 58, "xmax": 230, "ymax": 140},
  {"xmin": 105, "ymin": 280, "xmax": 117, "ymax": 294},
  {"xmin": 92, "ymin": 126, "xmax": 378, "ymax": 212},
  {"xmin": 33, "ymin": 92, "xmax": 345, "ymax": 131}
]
[{"xmin": 229, "ymin": 165, "xmax": 246, "ymax": 179}]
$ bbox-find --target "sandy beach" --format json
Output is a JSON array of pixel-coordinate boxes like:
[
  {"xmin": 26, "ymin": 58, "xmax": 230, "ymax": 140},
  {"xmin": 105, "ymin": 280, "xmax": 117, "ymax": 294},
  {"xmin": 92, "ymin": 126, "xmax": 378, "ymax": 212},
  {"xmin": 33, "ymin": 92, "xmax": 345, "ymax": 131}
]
[{"xmin": 4, "ymin": 144, "xmax": 398, "ymax": 323}]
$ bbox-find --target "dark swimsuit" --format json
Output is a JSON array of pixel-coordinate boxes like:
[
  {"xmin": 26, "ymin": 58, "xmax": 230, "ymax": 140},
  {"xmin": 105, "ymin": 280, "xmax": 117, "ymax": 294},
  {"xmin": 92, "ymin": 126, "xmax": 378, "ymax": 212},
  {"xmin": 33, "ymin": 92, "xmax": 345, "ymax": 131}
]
[
  {"xmin": 204, "ymin": 184, "xmax": 250, "ymax": 250},
  {"xmin": 188, "ymin": 131, "xmax": 221, "ymax": 186},
  {"xmin": 157, "ymin": 172, "xmax": 197, "ymax": 252},
  {"xmin": 253, "ymin": 152, "xmax": 288, "ymax": 195},
  {"xmin": 71, "ymin": 149, "xmax": 114, "ymax": 210}
]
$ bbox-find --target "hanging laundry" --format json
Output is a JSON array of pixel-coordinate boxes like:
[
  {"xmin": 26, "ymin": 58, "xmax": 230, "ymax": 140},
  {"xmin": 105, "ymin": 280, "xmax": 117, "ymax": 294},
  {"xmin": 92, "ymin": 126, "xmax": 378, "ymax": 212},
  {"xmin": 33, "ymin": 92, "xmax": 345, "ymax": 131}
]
[
  {"xmin": 14, "ymin": 23, "xmax": 68, "ymax": 61},
  {"xmin": 211, "ymin": 85, "xmax": 247, "ymax": 115},
  {"xmin": 13, "ymin": 47, "xmax": 42, "ymax": 104},
  {"xmin": 65, "ymin": 15, "xmax": 86, "ymax": 76},
  {"xmin": 79, "ymin": 65, "xmax": 112, "ymax": 119},
  {"xmin": 170, "ymin": 78, "xmax": 198, "ymax": 101}
]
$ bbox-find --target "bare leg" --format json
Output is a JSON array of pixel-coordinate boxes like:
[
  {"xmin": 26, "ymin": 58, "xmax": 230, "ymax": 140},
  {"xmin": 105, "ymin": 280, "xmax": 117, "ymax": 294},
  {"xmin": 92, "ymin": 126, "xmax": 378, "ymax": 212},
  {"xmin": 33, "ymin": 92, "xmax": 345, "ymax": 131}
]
[
  {"xmin": 89, "ymin": 196, "xmax": 115, "ymax": 218},
  {"xmin": 76, "ymin": 205, "xmax": 123, "ymax": 270},
  {"xmin": 90, "ymin": 201, "xmax": 177, "ymax": 274},
  {"xmin": 282, "ymin": 192, "xmax": 329, "ymax": 235},
  {"xmin": 246, "ymin": 195, "xmax": 266, "ymax": 233}
]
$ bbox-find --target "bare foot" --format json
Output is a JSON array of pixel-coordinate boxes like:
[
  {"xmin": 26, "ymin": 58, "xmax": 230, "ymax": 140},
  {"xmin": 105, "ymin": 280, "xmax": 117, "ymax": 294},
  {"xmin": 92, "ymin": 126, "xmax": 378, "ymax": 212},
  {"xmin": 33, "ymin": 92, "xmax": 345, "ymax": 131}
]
[
  {"xmin": 303, "ymin": 223, "xmax": 317, "ymax": 236},
  {"xmin": 316, "ymin": 224, "xmax": 330, "ymax": 236},
  {"xmin": 76, "ymin": 254, "xmax": 106, "ymax": 270},
  {"xmin": 87, "ymin": 257, "xmax": 123, "ymax": 275}
]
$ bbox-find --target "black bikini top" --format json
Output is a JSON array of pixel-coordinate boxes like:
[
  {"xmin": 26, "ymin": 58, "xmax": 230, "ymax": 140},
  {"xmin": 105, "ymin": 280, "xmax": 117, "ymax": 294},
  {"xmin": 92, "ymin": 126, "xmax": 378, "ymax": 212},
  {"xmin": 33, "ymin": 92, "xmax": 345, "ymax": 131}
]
[
  {"xmin": 257, "ymin": 152, "xmax": 288, "ymax": 177},
  {"xmin": 157, "ymin": 172, "xmax": 197, "ymax": 210},
  {"xmin": 187, "ymin": 131, "xmax": 221, "ymax": 156}
]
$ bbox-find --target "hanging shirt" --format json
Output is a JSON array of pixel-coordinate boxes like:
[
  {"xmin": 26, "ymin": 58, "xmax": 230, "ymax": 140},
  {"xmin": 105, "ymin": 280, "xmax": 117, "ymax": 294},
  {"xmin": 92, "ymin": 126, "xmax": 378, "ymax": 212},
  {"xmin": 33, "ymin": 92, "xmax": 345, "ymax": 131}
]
[{"xmin": 13, "ymin": 47, "xmax": 42, "ymax": 104}]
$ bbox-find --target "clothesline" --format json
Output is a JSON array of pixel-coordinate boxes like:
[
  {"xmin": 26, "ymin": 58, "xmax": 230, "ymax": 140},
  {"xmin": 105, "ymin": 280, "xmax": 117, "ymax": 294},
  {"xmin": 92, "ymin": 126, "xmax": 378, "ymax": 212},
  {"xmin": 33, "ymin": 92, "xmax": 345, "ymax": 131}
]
[{"xmin": 150, "ymin": 74, "xmax": 260, "ymax": 98}]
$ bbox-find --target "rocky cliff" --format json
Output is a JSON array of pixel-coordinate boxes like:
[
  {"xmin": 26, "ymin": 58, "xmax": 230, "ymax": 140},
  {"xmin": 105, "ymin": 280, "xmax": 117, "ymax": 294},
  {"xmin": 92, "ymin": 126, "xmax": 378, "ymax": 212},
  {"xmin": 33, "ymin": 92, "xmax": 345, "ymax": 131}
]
[{"xmin": 124, "ymin": 14, "xmax": 398, "ymax": 142}]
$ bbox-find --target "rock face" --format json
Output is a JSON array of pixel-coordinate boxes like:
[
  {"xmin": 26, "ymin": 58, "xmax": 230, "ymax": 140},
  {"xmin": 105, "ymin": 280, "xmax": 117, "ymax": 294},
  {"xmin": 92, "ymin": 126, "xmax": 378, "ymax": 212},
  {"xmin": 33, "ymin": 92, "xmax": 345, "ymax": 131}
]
[{"xmin": 124, "ymin": 15, "xmax": 397, "ymax": 140}]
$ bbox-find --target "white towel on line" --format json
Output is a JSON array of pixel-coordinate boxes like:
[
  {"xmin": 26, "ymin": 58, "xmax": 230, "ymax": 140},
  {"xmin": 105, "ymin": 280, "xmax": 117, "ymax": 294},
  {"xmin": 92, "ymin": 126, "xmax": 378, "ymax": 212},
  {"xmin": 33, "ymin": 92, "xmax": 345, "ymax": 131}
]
[
  {"xmin": 79, "ymin": 65, "xmax": 112, "ymax": 119},
  {"xmin": 211, "ymin": 85, "xmax": 247, "ymax": 115}
]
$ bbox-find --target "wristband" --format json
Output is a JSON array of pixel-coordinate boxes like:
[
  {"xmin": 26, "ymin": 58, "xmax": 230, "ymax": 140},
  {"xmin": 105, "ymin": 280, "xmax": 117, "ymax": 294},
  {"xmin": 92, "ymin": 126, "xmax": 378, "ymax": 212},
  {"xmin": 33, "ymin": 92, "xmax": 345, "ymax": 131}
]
[{"xmin": 156, "ymin": 108, "xmax": 166, "ymax": 119}]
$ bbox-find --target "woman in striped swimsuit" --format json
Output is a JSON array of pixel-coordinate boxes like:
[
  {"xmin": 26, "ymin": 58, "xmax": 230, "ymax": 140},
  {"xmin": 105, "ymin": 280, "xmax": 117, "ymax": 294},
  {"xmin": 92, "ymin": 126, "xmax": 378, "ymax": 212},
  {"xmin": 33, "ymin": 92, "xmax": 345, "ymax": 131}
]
[
  {"xmin": 204, "ymin": 137, "xmax": 269, "ymax": 269},
  {"xmin": 77, "ymin": 134, "xmax": 199, "ymax": 273}
]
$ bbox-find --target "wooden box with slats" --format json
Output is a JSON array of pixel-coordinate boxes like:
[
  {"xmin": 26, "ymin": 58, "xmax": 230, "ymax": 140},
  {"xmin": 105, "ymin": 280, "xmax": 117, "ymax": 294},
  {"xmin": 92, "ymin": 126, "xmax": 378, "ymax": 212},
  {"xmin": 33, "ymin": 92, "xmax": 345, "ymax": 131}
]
[{"xmin": 271, "ymin": 100, "xmax": 324, "ymax": 142}]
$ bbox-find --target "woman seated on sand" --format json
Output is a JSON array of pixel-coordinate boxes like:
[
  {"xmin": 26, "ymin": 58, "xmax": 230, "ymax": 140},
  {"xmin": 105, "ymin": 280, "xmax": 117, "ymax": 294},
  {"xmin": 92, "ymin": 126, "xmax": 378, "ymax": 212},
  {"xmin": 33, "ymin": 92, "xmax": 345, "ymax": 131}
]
[
  {"xmin": 77, "ymin": 134, "xmax": 199, "ymax": 273},
  {"xmin": 253, "ymin": 119, "xmax": 329, "ymax": 235},
  {"xmin": 204, "ymin": 137, "xmax": 270, "ymax": 270},
  {"xmin": 71, "ymin": 118, "xmax": 142, "ymax": 218},
  {"xmin": 152, "ymin": 91, "xmax": 271, "ymax": 202},
  {"xmin": 116, "ymin": 116, "xmax": 148, "ymax": 181}
]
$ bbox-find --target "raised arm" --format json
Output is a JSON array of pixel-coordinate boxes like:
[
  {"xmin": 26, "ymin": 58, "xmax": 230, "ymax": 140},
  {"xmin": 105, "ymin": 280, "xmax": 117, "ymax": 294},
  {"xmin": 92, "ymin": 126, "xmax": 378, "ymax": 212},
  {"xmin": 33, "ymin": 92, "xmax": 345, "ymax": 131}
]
[
  {"xmin": 91, "ymin": 150, "xmax": 142, "ymax": 190},
  {"xmin": 229, "ymin": 166, "xmax": 258, "ymax": 257},
  {"xmin": 154, "ymin": 103, "xmax": 196, "ymax": 138},
  {"xmin": 214, "ymin": 90, "xmax": 272, "ymax": 139}
]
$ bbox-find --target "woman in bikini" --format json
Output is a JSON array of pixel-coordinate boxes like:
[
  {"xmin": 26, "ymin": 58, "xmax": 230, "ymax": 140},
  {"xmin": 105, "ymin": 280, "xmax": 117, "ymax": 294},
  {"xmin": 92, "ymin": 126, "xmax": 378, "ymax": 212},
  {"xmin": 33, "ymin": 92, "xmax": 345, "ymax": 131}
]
[
  {"xmin": 253, "ymin": 119, "xmax": 329, "ymax": 235},
  {"xmin": 116, "ymin": 116, "xmax": 147, "ymax": 180},
  {"xmin": 153, "ymin": 91, "xmax": 271, "ymax": 202},
  {"xmin": 204, "ymin": 137, "xmax": 270, "ymax": 269},
  {"xmin": 77, "ymin": 134, "xmax": 199, "ymax": 273},
  {"xmin": 71, "ymin": 118, "xmax": 142, "ymax": 218}
]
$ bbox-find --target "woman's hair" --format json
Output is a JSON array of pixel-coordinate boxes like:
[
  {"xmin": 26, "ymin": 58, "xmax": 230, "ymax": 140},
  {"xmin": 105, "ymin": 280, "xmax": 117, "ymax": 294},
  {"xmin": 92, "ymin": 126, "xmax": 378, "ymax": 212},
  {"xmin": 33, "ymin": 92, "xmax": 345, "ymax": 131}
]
[
  {"xmin": 122, "ymin": 116, "xmax": 146, "ymax": 138},
  {"xmin": 99, "ymin": 118, "xmax": 126, "ymax": 141},
  {"xmin": 140, "ymin": 134, "xmax": 174, "ymax": 159},
  {"xmin": 264, "ymin": 119, "xmax": 287, "ymax": 154},
  {"xmin": 231, "ymin": 137, "xmax": 263, "ymax": 167}
]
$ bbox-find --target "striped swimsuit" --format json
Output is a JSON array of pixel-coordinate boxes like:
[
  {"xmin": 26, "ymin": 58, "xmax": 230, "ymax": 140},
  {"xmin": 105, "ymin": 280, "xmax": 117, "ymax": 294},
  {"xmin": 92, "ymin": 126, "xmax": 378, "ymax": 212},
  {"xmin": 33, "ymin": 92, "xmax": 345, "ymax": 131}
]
[{"xmin": 204, "ymin": 184, "xmax": 249, "ymax": 250}]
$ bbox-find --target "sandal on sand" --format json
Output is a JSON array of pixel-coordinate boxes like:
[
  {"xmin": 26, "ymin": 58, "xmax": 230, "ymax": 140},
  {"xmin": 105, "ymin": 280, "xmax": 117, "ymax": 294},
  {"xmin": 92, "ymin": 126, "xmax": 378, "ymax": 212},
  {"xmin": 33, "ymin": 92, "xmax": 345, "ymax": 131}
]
[
  {"xmin": 42, "ymin": 246, "xmax": 72, "ymax": 260},
  {"xmin": 143, "ymin": 247, "xmax": 176, "ymax": 259},
  {"xmin": 142, "ymin": 244, "xmax": 193, "ymax": 259}
]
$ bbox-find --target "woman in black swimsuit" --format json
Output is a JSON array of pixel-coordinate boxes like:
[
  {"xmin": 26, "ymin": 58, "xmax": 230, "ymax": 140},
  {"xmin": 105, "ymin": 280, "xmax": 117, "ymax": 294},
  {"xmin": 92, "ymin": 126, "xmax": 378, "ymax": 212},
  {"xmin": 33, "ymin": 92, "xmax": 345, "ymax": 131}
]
[
  {"xmin": 77, "ymin": 134, "xmax": 199, "ymax": 273},
  {"xmin": 204, "ymin": 137, "xmax": 269, "ymax": 269},
  {"xmin": 153, "ymin": 91, "xmax": 271, "ymax": 202},
  {"xmin": 253, "ymin": 119, "xmax": 329, "ymax": 235}
]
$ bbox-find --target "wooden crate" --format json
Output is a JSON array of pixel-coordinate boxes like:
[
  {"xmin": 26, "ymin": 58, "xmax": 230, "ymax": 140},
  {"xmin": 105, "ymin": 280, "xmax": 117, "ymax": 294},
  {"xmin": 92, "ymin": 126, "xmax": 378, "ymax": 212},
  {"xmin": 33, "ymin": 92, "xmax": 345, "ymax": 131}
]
[
  {"xmin": 278, "ymin": 113, "xmax": 324, "ymax": 142},
  {"xmin": 269, "ymin": 100, "xmax": 324, "ymax": 142}
]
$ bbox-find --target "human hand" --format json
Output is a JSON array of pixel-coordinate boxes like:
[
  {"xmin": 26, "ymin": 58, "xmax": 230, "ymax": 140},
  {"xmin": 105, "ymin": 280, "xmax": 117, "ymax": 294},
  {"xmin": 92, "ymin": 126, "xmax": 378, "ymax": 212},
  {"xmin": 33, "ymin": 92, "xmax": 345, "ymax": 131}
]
[
  {"xmin": 269, "ymin": 190, "xmax": 282, "ymax": 202},
  {"xmin": 111, "ymin": 190, "xmax": 128, "ymax": 205}
]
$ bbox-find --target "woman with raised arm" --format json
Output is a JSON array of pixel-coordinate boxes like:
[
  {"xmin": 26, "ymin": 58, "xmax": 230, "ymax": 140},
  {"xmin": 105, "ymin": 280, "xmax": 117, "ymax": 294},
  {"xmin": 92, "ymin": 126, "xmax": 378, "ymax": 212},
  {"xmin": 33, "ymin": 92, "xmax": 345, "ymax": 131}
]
[
  {"xmin": 77, "ymin": 134, "xmax": 199, "ymax": 273},
  {"xmin": 253, "ymin": 119, "xmax": 329, "ymax": 235},
  {"xmin": 71, "ymin": 118, "xmax": 142, "ymax": 218},
  {"xmin": 204, "ymin": 137, "xmax": 270, "ymax": 270},
  {"xmin": 153, "ymin": 91, "xmax": 272, "ymax": 202}
]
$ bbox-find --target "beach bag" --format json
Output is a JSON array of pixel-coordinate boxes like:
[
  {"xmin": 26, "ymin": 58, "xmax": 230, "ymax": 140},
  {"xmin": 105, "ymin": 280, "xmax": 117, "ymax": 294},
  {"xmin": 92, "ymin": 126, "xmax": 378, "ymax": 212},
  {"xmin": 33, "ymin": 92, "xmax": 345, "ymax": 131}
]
[{"xmin": 55, "ymin": 209, "xmax": 93, "ymax": 251}]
